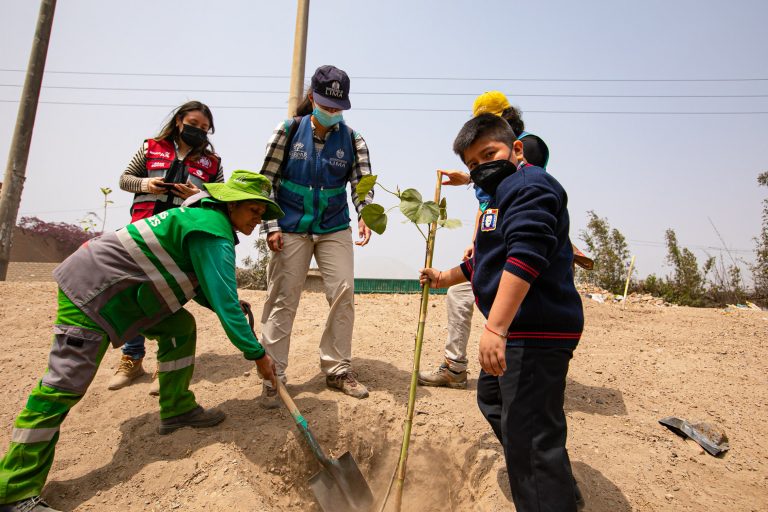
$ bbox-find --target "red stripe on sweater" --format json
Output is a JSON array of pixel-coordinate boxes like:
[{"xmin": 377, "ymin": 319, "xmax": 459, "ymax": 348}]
[
  {"xmin": 506, "ymin": 257, "xmax": 540, "ymax": 278},
  {"xmin": 507, "ymin": 332, "xmax": 582, "ymax": 339}
]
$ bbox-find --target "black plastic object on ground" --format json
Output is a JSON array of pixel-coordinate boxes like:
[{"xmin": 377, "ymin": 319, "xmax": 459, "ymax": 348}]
[{"xmin": 658, "ymin": 417, "xmax": 730, "ymax": 456}]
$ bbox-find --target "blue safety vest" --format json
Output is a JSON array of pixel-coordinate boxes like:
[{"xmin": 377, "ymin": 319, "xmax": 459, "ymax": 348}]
[{"xmin": 277, "ymin": 116, "xmax": 356, "ymax": 234}]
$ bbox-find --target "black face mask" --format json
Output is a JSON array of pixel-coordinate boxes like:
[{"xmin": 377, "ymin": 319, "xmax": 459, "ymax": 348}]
[
  {"xmin": 180, "ymin": 124, "xmax": 208, "ymax": 148},
  {"xmin": 469, "ymin": 159, "xmax": 517, "ymax": 196}
]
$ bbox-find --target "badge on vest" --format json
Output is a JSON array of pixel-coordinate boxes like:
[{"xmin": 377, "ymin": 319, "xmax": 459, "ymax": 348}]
[
  {"xmin": 289, "ymin": 142, "xmax": 308, "ymax": 160},
  {"xmin": 481, "ymin": 209, "xmax": 498, "ymax": 231}
]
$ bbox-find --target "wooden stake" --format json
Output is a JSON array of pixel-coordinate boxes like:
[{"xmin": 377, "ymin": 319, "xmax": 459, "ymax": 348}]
[
  {"xmin": 621, "ymin": 255, "xmax": 636, "ymax": 309},
  {"xmin": 379, "ymin": 171, "xmax": 442, "ymax": 512}
]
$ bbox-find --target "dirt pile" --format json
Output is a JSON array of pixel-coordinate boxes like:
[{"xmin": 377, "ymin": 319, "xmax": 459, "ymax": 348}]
[{"xmin": 0, "ymin": 282, "xmax": 766, "ymax": 511}]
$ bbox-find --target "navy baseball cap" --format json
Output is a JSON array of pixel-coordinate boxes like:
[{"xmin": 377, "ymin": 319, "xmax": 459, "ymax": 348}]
[{"xmin": 310, "ymin": 65, "xmax": 351, "ymax": 110}]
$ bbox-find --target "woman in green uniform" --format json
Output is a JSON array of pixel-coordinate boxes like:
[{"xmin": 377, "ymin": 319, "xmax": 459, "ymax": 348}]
[{"xmin": 0, "ymin": 170, "xmax": 281, "ymax": 512}]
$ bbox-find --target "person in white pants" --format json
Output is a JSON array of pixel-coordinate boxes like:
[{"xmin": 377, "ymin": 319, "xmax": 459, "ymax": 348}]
[{"xmin": 418, "ymin": 279, "xmax": 475, "ymax": 388}]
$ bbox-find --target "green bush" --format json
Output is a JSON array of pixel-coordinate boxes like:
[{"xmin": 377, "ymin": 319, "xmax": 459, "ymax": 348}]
[
  {"xmin": 236, "ymin": 237, "xmax": 270, "ymax": 290},
  {"xmin": 579, "ymin": 211, "xmax": 633, "ymax": 294},
  {"xmin": 753, "ymin": 171, "xmax": 768, "ymax": 304}
]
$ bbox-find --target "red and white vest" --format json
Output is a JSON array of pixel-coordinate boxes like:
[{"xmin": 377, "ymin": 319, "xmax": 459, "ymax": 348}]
[{"xmin": 130, "ymin": 138, "xmax": 219, "ymax": 221}]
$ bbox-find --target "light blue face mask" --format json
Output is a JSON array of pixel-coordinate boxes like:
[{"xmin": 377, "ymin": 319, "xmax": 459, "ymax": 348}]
[{"xmin": 312, "ymin": 105, "xmax": 343, "ymax": 127}]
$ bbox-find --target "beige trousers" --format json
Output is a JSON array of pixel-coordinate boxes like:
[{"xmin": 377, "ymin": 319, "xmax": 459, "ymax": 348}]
[
  {"xmin": 444, "ymin": 280, "xmax": 475, "ymax": 371},
  {"xmin": 260, "ymin": 228, "xmax": 355, "ymax": 378}
]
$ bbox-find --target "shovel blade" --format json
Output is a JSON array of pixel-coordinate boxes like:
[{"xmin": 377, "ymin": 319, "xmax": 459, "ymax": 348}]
[{"xmin": 309, "ymin": 452, "xmax": 373, "ymax": 512}]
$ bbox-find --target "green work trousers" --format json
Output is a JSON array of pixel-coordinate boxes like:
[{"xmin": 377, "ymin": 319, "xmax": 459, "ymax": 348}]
[{"xmin": 0, "ymin": 289, "xmax": 198, "ymax": 505}]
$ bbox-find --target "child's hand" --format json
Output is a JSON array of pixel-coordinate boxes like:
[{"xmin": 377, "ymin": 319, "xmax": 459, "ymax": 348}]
[
  {"xmin": 478, "ymin": 325, "xmax": 507, "ymax": 376},
  {"xmin": 419, "ymin": 268, "xmax": 442, "ymax": 287},
  {"xmin": 438, "ymin": 169, "xmax": 471, "ymax": 186},
  {"xmin": 462, "ymin": 244, "xmax": 474, "ymax": 261}
]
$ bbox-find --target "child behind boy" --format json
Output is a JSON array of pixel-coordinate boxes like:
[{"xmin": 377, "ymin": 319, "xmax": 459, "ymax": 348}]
[{"xmin": 420, "ymin": 114, "xmax": 583, "ymax": 512}]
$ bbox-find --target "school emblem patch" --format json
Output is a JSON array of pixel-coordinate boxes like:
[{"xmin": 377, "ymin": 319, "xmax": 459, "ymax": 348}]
[{"xmin": 481, "ymin": 209, "xmax": 498, "ymax": 231}]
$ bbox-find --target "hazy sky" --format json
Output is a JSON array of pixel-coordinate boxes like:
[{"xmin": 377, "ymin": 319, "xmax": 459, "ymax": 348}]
[{"xmin": 2, "ymin": 0, "xmax": 767, "ymax": 280}]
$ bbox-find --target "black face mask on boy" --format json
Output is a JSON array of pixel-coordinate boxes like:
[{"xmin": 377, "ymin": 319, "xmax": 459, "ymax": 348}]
[
  {"xmin": 469, "ymin": 159, "xmax": 518, "ymax": 196},
  {"xmin": 180, "ymin": 124, "xmax": 208, "ymax": 148}
]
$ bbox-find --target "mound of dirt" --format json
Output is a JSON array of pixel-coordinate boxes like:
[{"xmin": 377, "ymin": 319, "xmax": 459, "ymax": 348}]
[{"xmin": 0, "ymin": 282, "xmax": 766, "ymax": 511}]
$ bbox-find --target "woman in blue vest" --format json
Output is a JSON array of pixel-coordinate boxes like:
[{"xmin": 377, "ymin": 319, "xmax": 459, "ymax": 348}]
[
  {"xmin": 110, "ymin": 101, "xmax": 224, "ymax": 393},
  {"xmin": 258, "ymin": 65, "xmax": 374, "ymax": 405}
]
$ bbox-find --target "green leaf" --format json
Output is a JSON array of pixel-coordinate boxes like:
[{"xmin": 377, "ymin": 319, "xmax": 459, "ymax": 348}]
[
  {"xmin": 439, "ymin": 197, "xmax": 448, "ymax": 220},
  {"xmin": 438, "ymin": 218, "xmax": 462, "ymax": 229},
  {"xmin": 399, "ymin": 188, "xmax": 422, "ymax": 203},
  {"xmin": 400, "ymin": 188, "xmax": 439, "ymax": 225},
  {"xmin": 356, "ymin": 175, "xmax": 377, "ymax": 198},
  {"xmin": 361, "ymin": 203, "xmax": 387, "ymax": 234}
]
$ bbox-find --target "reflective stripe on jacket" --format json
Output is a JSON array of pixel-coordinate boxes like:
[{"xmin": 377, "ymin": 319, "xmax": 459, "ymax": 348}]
[
  {"xmin": 277, "ymin": 116, "xmax": 355, "ymax": 234},
  {"xmin": 54, "ymin": 204, "xmax": 233, "ymax": 345}
]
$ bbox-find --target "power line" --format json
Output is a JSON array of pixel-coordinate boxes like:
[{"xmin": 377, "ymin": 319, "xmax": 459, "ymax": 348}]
[
  {"xmin": 1, "ymin": 99, "xmax": 767, "ymax": 115},
  {"xmin": 627, "ymin": 239, "xmax": 754, "ymax": 254},
  {"xmin": 2, "ymin": 84, "xmax": 767, "ymax": 99},
  {"xmin": 2, "ymin": 68, "xmax": 768, "ymax": 82},
  {"xmin": 19, "ymin": 204, "xmax": 131, "ymax": 215}
]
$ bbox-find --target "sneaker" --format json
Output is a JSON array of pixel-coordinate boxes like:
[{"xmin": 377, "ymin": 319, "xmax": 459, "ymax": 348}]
[
  {"xmin": 107, "ymin": 355, "xmax": 145, "ymax": 390},
  {"xmin": 148, "ymin": 369, "xmax": 160, "ymax": 397},
  {"xmin": 157, "ymin": 405, "xmax": 225, "ymax": 435},
  {"xmin": 418, "ymin": 362, "xmax": 467, "ymax": 389},
  {"xmin": 0, "ymin": 496, "xmax": 61, "ymax": 511},
  {"xmin": 326, "ymin": 372, "xmax": 369, "ymax": 399}
]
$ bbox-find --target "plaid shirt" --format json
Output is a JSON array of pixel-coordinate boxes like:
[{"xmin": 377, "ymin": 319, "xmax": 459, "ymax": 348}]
[{"xmin": 259, "ymin": 119, "xmax": 374, "ymax": 233}]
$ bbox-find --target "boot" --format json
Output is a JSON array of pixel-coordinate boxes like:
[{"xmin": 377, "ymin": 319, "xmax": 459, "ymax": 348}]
[
  {"xmin": 107, "ymin": 355, "xmax": 145, "ymax": 390},
  {"xmin": 0, "ymin": 496, "xmax": 62, "ymax": 512},
  {"xmin": 418, "ymin": 361, "xmax": 467, "ymax": 389},
  {"xmin": 326, "ymin": 372, "xmax": 369, "ymax": 399},
  {"xmin": 157, "ymin": 405, "xmax": 225, "ymax": 435},
  {"xmin": 148, "ymin": 369, "xmax": 160, "ymax": 396}
]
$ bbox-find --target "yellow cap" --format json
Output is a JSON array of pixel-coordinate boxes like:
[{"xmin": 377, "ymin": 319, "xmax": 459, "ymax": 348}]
[{"xmin": 472, "ymin": 91, "xmax": 511, "ymax": 117}]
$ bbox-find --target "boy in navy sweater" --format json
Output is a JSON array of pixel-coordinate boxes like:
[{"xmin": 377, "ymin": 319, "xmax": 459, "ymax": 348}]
[{"xmin": 420, "ymin": 114, "xmax": 583, "ymax": 512}]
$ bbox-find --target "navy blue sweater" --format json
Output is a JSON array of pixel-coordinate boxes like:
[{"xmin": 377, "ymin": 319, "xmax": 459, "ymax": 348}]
[{"xmin": 460, "ymin": 164, "xmax": 583, "ymax": 348}]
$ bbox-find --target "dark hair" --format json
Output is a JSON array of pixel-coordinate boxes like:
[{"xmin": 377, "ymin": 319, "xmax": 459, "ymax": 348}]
[
  {"xmin": 155, "ymin": 101, "xmax": 216, "ymax": 160},
  {"xmin": 295, "ymin": 88, "xmax": 314, "ymax": 117},
  {"xmin": 500, "ymin": 105, "xmax": 525, "ymax": 136},
  {"xmin": 453, "ymin": 113, "xmax": 517, "ymax": 162}
]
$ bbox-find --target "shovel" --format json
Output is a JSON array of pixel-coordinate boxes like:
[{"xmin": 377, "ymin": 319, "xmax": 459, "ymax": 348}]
[
  {"xmin": 239, "ymin": 301, "xmax": 373, "ymax": 511},
  {"xmin": 275, "ymin": 382, "xmax": 374, "ymax": 512}
]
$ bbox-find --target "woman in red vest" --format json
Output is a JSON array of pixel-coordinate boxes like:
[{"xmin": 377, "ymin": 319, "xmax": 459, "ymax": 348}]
[{"xmin": 109, "ymin": 101, "xmax": 224, "ymax": 392}]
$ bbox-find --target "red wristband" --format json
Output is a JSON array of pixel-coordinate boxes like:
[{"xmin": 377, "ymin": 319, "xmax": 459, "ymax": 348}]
[{"xmin": 484, "ymin": 323, "xmax": 508, "ymax": 339}]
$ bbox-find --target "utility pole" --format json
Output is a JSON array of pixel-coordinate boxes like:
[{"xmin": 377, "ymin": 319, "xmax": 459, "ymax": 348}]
[
  {"xmin": 0, "ymin": 0, "xmax": 57, "ymax": 280},
  {"xmin": 287, "ymin": 0, "xmax": 310, "ymax": 116}
]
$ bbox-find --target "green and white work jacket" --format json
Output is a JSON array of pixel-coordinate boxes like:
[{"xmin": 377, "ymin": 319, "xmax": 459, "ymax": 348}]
[{"xmin": 53, "ymin": 200, "xmax": 265, "ymax": 360}]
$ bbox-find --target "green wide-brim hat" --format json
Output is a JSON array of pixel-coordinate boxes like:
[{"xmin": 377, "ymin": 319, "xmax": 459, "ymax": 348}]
[{"xmin": 203, "ymin": 170, "xmax": 285, "ymax": 221}]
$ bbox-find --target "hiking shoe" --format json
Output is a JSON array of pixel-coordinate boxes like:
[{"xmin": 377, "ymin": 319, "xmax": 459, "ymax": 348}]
[
  {"xmin": 157, "ymin": 405, "xmax": 225, "ymax": 435},
  {"xmin": 418, "ymin": 362, "xmax": 467, "ymax": 389},
  {"xmin": 107, "ymin": 355, "xmax": 145, "ymax": 390},
  {"xmin": 148, "ymin": 369, "xmax": 160, "ymax": 397},
  {"xmin": 259, "ymin": 374, "xmax": 287, "ymax": 410},
  {"xmin": 260, "ymin": 381, "xmax": 280, "ymax": 410},
  {"xmin": 0, "ymin": 496, "xmax": 61, "ymax": 511},
  {"xmin": 326, "ymin": 372, "xmax": 369, "ymax": 399}
]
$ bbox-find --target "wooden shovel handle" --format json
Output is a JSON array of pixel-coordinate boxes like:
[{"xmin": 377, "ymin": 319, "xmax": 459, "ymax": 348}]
[{"xmin": 275, "ymin": 380, "xmax": 331, "ymax": 465}]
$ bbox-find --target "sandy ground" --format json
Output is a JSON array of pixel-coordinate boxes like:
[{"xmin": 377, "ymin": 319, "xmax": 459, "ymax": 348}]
[{"xmin": 0, "ymin": 281, "xmax": 766, "ymax": 511}]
